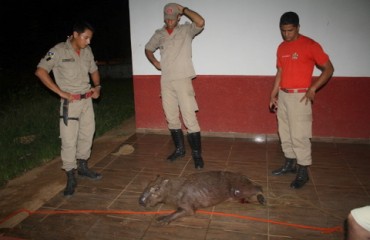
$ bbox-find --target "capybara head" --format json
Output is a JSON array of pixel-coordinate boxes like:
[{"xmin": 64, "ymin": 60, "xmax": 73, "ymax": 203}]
[
  {"xmin": 233, "ymin": 184, "xmax": 266, "ymax": 205},
  {"xmin": 138, "ymin": 175, "xmax": 169, "ymax": 207}
]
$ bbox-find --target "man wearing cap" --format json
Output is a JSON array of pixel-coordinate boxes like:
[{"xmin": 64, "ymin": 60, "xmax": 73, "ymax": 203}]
[
  {"xmin": 269, "ymin": 12, "xmax": 334, "ymax": 189},
  {"xmin": 145, "ymin": 3, "xmax": 205, "ymax": 169}
]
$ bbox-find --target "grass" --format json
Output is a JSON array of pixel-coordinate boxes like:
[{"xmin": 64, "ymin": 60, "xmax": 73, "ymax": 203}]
[{"xmin": 0, "ymin": 70, "xmax": 134, "ymax": 187}]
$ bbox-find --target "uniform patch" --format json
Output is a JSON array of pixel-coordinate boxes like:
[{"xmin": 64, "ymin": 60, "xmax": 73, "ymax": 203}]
[
  {"xmin": 62, "ymin": 58, "xmax": 75, "ymax": 62},
  {"xmin": 45, "ymin": 52, "xmax": 55, "ymax": 61}
]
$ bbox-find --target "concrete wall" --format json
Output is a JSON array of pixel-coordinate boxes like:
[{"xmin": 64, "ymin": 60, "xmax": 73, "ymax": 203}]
[
  {"xmin": 134, "ymin": 75, "xmax": 370, "ymax": 140},
  {"xmin": 129, "ymin": 0, "xmax": 370, "ymax": 140}
]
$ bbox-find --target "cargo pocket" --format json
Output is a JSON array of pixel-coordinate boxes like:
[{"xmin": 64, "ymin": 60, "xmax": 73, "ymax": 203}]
[
  {"xmin": 188, "ymin": 88, "xmax": 199, "ymax": 112},
  {"xmin": 296, "ymin": 113, "xmax": 312, "ymax": 138}
]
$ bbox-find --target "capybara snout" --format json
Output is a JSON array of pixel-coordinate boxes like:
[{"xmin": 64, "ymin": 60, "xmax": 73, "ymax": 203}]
[
  {"xmin": 232, "ymin": 183, "xmax": 266, "ymax": 205},
  {"xmin": 138, "ymin": 176, "xmax": 169, "ymax": 207}
]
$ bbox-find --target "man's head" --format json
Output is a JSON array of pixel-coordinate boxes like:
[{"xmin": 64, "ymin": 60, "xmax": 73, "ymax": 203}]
[
  {"xmin": 72, "ymin": 21, "xmax": 95, "ymax": 49},
  {"xmin": 279, "ymin": 11, "xmax": 299, "ymax": 27},
  {"xmin": 279, "ymin": 12, "xmax": 300, "ymax": 42},
  {"xmin": 164, "ymin": 3, "xmax": 180, "ymax": 29}
]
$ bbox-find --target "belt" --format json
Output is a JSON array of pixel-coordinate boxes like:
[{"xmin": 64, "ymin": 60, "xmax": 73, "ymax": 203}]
[
  {"xmin": 281, "ymin": 88, "xmax": 308, "ymax": 93},
  {"xmin": 71, "ymin": 91, "xmax": 93, "ymax": 100}
]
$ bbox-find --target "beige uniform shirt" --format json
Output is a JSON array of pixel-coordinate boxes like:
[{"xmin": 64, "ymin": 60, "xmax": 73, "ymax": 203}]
[
  {"xmin": 145, "ymin": 22, "xmax": 203, "ymax": 82},
  {"xmin": 37, "ymin": 38, "xmax": 98, "ymax": 94}
]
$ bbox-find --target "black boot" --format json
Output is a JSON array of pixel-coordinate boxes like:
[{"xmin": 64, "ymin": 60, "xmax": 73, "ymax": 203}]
[
  {"xmin": 272, "ymin": 157, "xmax": 297, "ymax": 175},
  {"xmin": 290, "ymin": 165, "xmax": 309, "ymax": 189},
  {"xmin": 188, "ymin": 132, "xmax": 204, "ymax": 169},
  {"xmin": 64, "ymin": 170, "xmax": 77, "ymax": 197},
  {"xmin": 77, "ymin": 159, "xmax": 102, "ymax": 180},
  {"xmin": 167, "ymin": 129, "xmax": 186, "ymax": 161}
]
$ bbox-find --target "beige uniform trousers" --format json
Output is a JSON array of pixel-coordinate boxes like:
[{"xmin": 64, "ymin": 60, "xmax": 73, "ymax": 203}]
[
  {"xmin": 59, "ymin": 98, "xmax": 95, "ymax": 171},
  {"xmin": 277, "ymin": 90, "xmax": 312, "ymax": 166},
  {"xmin": 160, "ymin": 78, "xmax": 200, "ymax": 133}
]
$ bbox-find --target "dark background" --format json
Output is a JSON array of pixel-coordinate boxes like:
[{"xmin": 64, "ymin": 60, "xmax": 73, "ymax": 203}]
[{"xmin": 0, "ymin": 0, "xmax": 131, "ymax": 71}]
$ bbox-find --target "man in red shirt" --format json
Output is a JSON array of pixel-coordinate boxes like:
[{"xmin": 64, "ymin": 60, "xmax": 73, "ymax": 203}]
[{"xmin": 269, "ymin": 12, "xmax": 334, "ymax": 189}]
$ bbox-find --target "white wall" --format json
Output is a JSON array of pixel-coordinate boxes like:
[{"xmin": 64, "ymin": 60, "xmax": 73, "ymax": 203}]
[{"xmin": 129, "ymin": 0, "xmax": 370, "ymax": 77}]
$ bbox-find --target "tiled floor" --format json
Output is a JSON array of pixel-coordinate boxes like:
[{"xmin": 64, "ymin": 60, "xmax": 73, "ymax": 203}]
[{"xmin": 1, "ymin": 133, "xmax": 370, "ymax": 239}]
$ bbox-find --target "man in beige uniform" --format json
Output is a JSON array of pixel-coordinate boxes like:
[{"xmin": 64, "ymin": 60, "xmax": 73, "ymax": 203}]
[
  {"xmin": 35, "ymin": 21, "xmax": 102, "ymax": 197},
  {"xmin": 145, "ymin": 3, "xmax": 205, "ymax": 169}
]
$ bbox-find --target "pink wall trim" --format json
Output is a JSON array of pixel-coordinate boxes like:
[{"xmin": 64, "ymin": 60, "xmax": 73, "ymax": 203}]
[{"xmin": 133, "ymin": 75, "xmax": 370, "ymax": 139}]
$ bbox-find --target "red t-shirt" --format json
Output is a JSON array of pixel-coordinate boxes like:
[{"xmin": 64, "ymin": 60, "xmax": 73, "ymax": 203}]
[{"xmin": 277, "ymin": 35, "xmax": 329, "ymax": 88}]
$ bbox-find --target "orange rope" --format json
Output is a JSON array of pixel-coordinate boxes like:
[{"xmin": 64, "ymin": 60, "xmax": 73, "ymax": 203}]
[
  {"xmin": 197, "ymin": 210, "xmax": 343, "ymax": 234},
  {"xmin": 1, "ymin": 208, "xmax": 343, "ymax": 234}
]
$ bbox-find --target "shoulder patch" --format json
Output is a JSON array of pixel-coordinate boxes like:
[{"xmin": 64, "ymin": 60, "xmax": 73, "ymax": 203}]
[{"xmin": 45, "ymin": 52, "xmax": 55, "ymax": 61}]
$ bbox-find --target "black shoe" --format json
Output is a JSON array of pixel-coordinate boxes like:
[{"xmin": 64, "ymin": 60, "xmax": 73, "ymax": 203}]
[
  {"xmin": 290, "ymin": 165, "xmax": 309, "ymax": 189},
  {"xmin": 167, "ymin": 129, "xmax": 186, "ymax": 161},
  {"xmin": 167, "ymin": 149, "xmax": 185, "ymax": 161},
  {"xmin": 64, "ymin": 170, "xmax": 77, "ymax": 197},
  {"xmin": 272, "ymin": 158, "xmax": 297, "ymax": 175},
  {"xmin": 77, "ymin": 159, "xmax": 102, "ymax": 180}
]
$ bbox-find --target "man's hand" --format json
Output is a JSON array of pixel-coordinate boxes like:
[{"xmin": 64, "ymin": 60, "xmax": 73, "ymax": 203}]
[
  {"xmin": 145, "ymin": 49, "xmax": 161, "ymax": 70},
  {"xmin": 176, "ymin": 4, "xmax": 185, "ymax": 15},
  {"xmin": 175, "ymin": 4, "xmax": 205, "ymax": 28},
  {"xmin": 91, "ymin": 86, "xmax": 101, "ymax": 99},
  {"xmin": 300, "ymin": 87, "xmax": 316, "ymax": 105},
  {"xmin": 60, "ymin": 91, "xmax": 73, "ymax": 102},
  {"xmin": 269, "ymin": 97, "xmax": 278, "ymax": 113}
]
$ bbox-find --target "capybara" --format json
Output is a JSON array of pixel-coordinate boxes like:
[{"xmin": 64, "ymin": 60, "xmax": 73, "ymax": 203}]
[{"xmin": 138, "ymin": 170, "xmax": 266, "ymax": 224}]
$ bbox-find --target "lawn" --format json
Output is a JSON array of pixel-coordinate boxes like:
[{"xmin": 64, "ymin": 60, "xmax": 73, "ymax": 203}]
[{"xmin": 0, "ymin": 70, "xmax": 134, "ymax": 187}]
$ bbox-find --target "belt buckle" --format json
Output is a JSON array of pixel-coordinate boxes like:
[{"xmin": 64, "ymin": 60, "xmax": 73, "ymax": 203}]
[
  {"xmin": 72, "ymin": 94, "xmax": 81, "ymax": 100},
  {"xmin": 72, "ymin": 91, "xmax": 91, "ymax": 100}
]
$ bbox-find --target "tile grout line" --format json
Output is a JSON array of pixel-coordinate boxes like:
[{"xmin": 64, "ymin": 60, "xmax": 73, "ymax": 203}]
[{"xmin": 106, "ymin": 168, "xmax": 145, "ymax": 209}]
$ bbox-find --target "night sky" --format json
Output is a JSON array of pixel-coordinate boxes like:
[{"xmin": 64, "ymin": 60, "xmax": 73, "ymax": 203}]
[{"xmin": 1, "ymin": 0, "xmax": 131, "ymax": 71}]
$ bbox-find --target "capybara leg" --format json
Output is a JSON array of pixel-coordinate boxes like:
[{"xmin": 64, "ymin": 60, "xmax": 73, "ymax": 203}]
[
  {"xmin": 156, "ymin": 207, "xmax": 191, "ymax": 225},
  {"xmin": 257, "ymin": 194, "xmax": 266, "ymax": 205}
]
